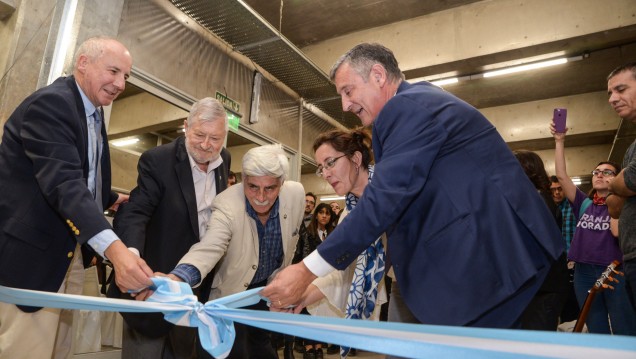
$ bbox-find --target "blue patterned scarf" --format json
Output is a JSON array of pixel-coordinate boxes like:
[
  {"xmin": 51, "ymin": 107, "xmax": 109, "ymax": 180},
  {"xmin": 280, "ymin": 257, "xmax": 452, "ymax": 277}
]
[{"xmin": 341, "ymin": 165, "xmax": 385, "ymax": 358}]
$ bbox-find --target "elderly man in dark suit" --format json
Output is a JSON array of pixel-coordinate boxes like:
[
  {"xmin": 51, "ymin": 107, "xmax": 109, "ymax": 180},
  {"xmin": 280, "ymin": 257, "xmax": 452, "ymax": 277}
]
[
  {"xmin": 264, "ymin": 43, "xmax": 563, "ymax": 331},
  {"xmin": 0, "ymin": 36, "xmax": 153, "ymax": 359},
  {"xmin": 108, "ymin": 97, "xmax": 231, "ymax": 359}
]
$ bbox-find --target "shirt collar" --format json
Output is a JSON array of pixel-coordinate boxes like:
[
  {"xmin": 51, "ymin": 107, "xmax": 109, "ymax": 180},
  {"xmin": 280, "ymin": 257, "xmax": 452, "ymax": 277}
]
[
  {"xmin": 187, "ymin": 152, "xmax": 224, "ymax": 175},
  {"xmin": 75, "ymin": 80, "xmax": 97, "ymax": 118}
]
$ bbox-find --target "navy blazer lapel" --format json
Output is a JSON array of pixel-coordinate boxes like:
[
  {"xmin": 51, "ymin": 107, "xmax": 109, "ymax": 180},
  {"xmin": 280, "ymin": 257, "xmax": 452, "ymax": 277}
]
[
  {"xmin": 174, "ymin": 137, "xmax": 200, "ymax": 239},
  {"xmin": 65, "ymin": 76, "xmax": 90, "ymax": 180},
  {"xmin": 213, "ymin": 148, "xmax": 231, "ymax": 194}
]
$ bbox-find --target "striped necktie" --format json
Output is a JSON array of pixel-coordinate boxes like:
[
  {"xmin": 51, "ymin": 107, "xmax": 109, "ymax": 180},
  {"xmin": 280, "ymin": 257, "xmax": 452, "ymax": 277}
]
[{"xmin": 92, "ymin": 109, "xmax": 103, "ymax": 210}]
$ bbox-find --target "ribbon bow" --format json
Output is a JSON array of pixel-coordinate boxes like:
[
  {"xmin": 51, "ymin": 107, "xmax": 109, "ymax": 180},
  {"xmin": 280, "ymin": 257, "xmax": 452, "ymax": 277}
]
[{"xmin": 146, "ymin": 277, "xmax": 263, "ymax": 358}]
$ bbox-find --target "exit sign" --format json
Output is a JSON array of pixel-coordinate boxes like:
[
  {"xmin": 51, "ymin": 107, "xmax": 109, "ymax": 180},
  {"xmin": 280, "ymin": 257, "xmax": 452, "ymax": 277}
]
[
  {"xmin": 215, "ymin": 91, "xmax": 241, "ymax": 132},
  {"xmin": 227, "ymin": 112, "xmax": 240, "ymax": 132},
  {"xmin": 215, "ymin": 91, "xmax": 241, "ymax": 115}
]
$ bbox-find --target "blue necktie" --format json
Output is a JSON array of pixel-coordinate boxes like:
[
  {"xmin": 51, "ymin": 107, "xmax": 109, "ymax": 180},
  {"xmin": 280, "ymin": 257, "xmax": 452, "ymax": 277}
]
[{"xmin": 90, "ymin": 109, "xmax": 103, "ymax": 210}]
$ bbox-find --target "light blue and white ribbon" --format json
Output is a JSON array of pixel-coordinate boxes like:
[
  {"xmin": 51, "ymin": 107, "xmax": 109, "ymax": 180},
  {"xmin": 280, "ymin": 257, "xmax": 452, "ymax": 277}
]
[{"xmin": 1, "ymin": 277, "xmax": 635, "ymax": 358}]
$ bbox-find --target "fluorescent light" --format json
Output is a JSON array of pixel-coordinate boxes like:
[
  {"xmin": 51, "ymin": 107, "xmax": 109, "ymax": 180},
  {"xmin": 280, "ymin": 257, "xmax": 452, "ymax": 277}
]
[
  {"xmin": 408, "ymin": 75, "xmax": 459, "ymax": 86},
  {"xmin": 483, "ymin": 58, "xmax": 568, "ymax": 78},
  {"xmin": 430, "ymin": 77, "xmax": 459, "ymax": 86},
  {"xmin": 111, "ymin": 138, "xmax": 139, "ymax": 147},
  {"xmin": 572, "ymin": 177, "xmax": 582, "ymax": 185},
  {"xmin": 408, "ymin": 54, "xmax": 583, "ymax": 86},
  {"xmin": 320, "ymin": 195, "xmax": 345, "ymax": 201}
]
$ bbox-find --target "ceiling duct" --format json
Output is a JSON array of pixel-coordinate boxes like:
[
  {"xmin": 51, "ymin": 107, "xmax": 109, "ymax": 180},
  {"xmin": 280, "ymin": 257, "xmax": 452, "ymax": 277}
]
[{"xmin": 169, "ymin": 0, "xmax": 358, "ymax": 128}]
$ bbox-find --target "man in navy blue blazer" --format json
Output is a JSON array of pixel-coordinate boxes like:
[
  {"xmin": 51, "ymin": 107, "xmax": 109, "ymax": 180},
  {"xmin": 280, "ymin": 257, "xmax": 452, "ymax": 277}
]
[
  {"xmin": 0, "ymin": 37, "xmax": 153, "ymax": 358},
  {"xmin": 264, "ymin": 43, "xmax": 563, "ymax": 329}
]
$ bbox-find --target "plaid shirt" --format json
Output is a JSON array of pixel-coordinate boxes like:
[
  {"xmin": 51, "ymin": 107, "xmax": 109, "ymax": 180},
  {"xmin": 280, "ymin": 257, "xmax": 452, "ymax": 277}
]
[
  {"xmin": 172, "ymin": 197, "xmax": 284, "ymax": 287},
  {"xmin": 558, "ymin": 200, "xmax": 576, "ymax": 254},
  {"xmin": 246, "ymin": 197, "xmax": 283, "ymax": 284}
]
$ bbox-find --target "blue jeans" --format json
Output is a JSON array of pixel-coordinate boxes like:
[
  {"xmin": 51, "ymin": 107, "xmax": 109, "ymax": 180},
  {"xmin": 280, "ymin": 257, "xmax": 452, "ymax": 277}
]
[{"xmin": 573, "ymin": 262, "xmax": 636, "ymax": 335}]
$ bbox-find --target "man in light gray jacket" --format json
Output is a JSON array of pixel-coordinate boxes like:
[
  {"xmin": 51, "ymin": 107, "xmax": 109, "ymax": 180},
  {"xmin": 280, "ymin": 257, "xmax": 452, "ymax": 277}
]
[{"xmin": 165, "ymin": 144, "xmax": 304, "ymax": 359}]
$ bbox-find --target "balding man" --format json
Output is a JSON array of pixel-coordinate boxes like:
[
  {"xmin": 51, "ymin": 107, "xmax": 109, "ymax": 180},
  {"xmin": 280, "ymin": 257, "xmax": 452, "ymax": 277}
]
[{"xmin": 0, "ymin": 36, "xmax": 152, "ymax": 359}]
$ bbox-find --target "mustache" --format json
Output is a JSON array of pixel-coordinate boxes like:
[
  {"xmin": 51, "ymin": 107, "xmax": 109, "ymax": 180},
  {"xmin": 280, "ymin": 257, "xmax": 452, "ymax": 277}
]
[{"xmin": 254, "ymin": 199, "xmax": 270, "ymax": 206}]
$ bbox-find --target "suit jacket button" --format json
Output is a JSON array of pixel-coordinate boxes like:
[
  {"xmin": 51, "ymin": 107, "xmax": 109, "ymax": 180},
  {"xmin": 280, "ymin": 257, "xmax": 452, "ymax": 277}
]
[
  {"xmin": 67, "ymin": 251, "xmax": 73, "ymax": 258},
  {"xmin": 244, "ymin": 283, "xmax": 249, "ymax": 288},
  {"xmin": 252, "ymin": 265, "xmax": 257, "ymax": 270}
]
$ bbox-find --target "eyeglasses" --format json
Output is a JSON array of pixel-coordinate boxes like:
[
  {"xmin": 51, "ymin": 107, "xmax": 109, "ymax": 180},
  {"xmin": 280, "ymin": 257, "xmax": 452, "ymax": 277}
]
[
  {"xmin": 591, "ymin": 169, "xmax": 616, "ymax": 177},
  {"xmin": 315, "ymin": 155, "xmax": 346, "ymax": 177},
  {"xmin": 550, "ymin": 187, "xmax": 563, "ymax": 193}
]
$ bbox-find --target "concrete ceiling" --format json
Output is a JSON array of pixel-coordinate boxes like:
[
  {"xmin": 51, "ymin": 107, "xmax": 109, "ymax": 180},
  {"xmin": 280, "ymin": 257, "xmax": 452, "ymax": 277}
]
[
  {"xmin": 116, "ymin": 0, "xmax": 636, "ymax": 173},
  {"xmin": 243, "ymin": 0, "xmax": 483, "ymax": 48},
  {"xmin": 242, "ymin": 0, "xmax": 636, "ymax": 163},
  {"xmin": 242, "ymin": 0, "xmax": 635, "ymax": 107}
]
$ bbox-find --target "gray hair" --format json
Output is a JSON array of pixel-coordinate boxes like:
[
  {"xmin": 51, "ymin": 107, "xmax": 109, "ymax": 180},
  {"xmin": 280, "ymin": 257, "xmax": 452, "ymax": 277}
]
[
  {"xmin": 73, "ymin": 36, "xmax": 118, "ymax": 71},
  {"xmin": 329, "ymin": 43, "xmax": 404, "ymax": 83},
  {"xmin": 607, "ymin": 62, "xmax": 636, "ymax": 81},
  {"xmin": 187, "ymin": 97, "xmax": 229, "ymax": 132},
  {"xmin": 242, "ymin": 144, "xmax": 289, "ymax": 182}
]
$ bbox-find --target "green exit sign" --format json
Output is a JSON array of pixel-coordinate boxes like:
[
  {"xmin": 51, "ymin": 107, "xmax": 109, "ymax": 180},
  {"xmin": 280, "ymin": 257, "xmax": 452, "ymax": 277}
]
[
  {"xmin": 215, "ymin": 91, "xmax": 241, "ymax": 132},
  {"xmin": 227, "ymin": 112, "xmax": 240, "ymax": 132},
  {"xmin": 216, "ymin": 91, "xmax": 240, "ymax": 114}
]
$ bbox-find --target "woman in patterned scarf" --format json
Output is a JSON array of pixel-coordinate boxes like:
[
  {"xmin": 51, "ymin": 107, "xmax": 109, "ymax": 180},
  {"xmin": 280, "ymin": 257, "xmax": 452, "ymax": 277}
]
[{"xmin": 288, "ymin": 127, "xmax": 388, "ymax": 359}]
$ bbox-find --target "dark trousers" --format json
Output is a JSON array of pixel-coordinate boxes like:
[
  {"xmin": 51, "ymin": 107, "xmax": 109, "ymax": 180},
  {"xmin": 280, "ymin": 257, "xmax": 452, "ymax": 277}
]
[
  {"xmin": 623, "ymin": 259, "xmax": 636, "ymax": 313},
  {"xmin": 121, "ymin": 321, "xmax": 197, "ymax": 359},
  {"xmin": 520, "ymin": 291, "xmax": 567, "ymax": 331},
  {"xmin": 559, "ymin": 268, "xmax": 580, "ymax": 323}
]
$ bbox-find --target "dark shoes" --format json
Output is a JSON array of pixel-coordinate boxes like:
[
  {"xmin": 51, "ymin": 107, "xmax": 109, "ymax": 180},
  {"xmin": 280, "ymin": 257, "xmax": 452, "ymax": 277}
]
[
  {"xmin": 326, "ymin": 344, "xmax": 339, "ymax": 355},
  {"xmin": 303, "ymin": 348, "xmax": 323, "ymax": 359},
  {"xmin": 349, "ymin": 348, "xmax": 357, "ymax": 356},
  {"xmin": 294, "ymin": 341, "xmax": 306, "ymax": 353}
]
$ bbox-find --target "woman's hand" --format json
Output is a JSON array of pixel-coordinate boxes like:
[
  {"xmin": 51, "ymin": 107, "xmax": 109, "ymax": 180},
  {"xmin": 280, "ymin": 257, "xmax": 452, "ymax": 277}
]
[{"xmin": 549, "ymin": 122, "xmax": 568, "ymax": 139}]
